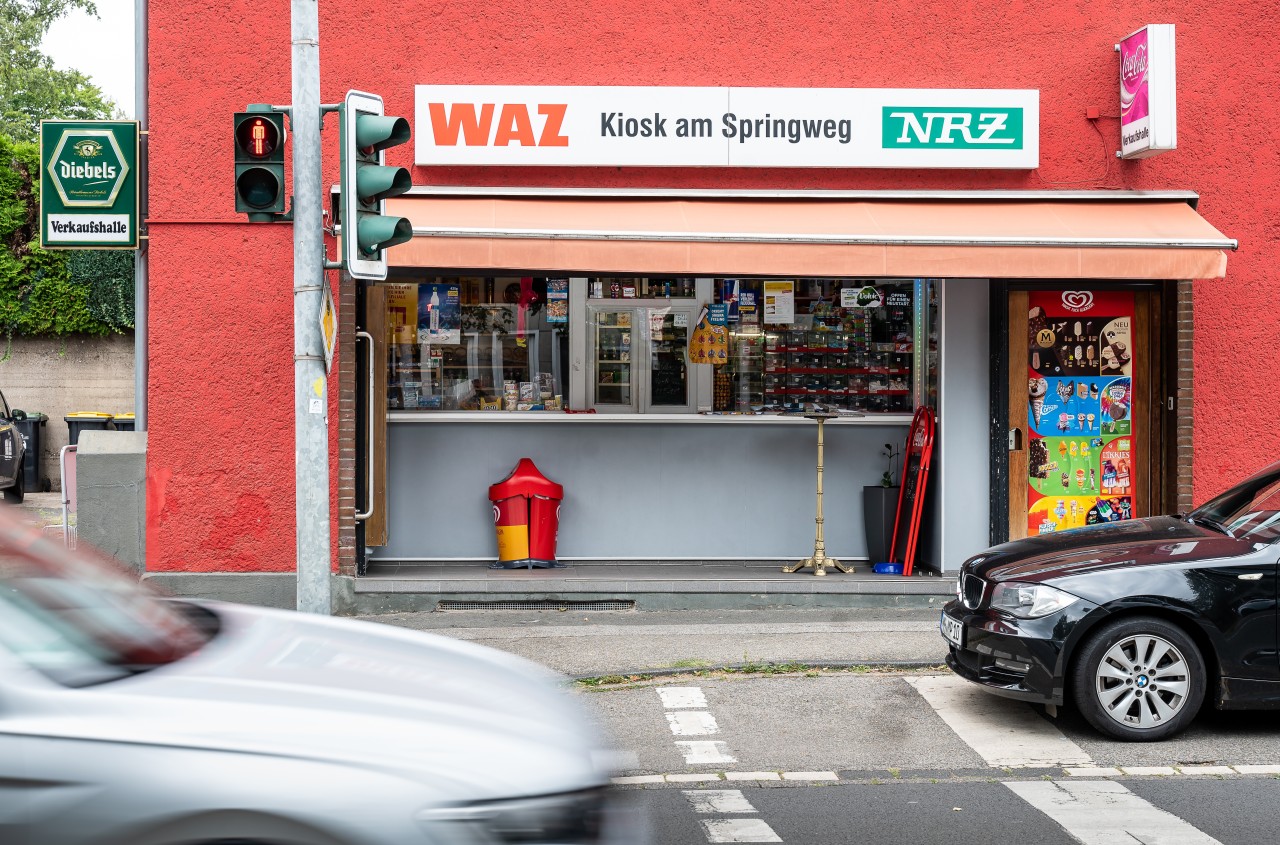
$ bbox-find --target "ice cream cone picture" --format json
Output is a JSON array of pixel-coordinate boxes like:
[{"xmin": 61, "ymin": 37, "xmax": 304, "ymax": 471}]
[
  {"xmin": 1057, "ymin": 380, "xmax": 1073, "ymax": 407},
  {"xmin": 1077, "ymin": 413, "xmax": 1085, "ymax": 429},
  {"xmin": 1029, "ymin": 377, "xmax": 1048, "ymax": 426},
  {"xmin": 1087, "ymin": 413, "xmax": 1096, "ymax": 429}
]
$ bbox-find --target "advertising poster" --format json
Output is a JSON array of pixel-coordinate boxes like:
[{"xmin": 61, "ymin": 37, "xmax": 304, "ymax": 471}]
[
  {"xmin": 719, "ymin": 279, "xmax": 741, "ymax": 323},
  {"xmin": 763, "ymin": 280, "xmax": 795, "ymax": 324},
  {"xmin": 1026, "ymin": 289, "xmax": 1137, "ymax": 535},
  {"xmin": 739, "ymin": 290, "xmax": 758, "ymax": 321},
  {"xmin": 546, "ymin": 278, "xmax": 569, "ymax": 324},
  {"xmin": 385, "ymin": 284, "xmax": 418, "ymax": 345},
  {"xmin": 417, "ymin": 282, "xmax": 461, "ymax": 344}
]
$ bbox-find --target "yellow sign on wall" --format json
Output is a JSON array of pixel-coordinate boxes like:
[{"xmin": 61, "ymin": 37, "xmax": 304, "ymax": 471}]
[{"xmin": 320, "ymin": 276, "xmax": 338, "ymax": 373}]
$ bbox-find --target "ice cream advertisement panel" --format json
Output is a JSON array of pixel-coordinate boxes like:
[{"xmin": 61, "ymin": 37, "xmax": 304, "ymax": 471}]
[{"xmin": 1026, "ymin": 290, "xmax": 1137, "ymax": 535}]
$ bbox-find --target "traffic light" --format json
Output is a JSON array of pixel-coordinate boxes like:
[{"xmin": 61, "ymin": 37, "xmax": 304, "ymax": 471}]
[
  {"xmin": 340, "ymin": 90, "xmax": 413, "ymax": 281},
  {"xmin": 234, "ymin": 109, "xmax": 287, "ymax": 221}
]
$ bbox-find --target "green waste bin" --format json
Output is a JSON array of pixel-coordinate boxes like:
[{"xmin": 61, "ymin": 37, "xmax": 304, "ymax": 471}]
[
  {"xmin": 64, "ymin": 412, "xmax": 113, "ymax": 446},
  {"xmin": 13, "ymin": 412, "xmax": 48, "ymax": 493},
  {"xmin": 112, "ymin": 413, "xmax": 136, "ymax": 431}
]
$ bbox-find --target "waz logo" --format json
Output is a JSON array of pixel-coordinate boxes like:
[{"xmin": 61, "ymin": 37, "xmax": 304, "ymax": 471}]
[{"xmin": 882, "ymin": 107, "xmax": 1023, "ymax": 149}]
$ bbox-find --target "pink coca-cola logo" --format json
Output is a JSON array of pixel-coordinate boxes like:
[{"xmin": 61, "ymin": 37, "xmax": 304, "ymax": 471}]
[
  {"xmin": 1121, "ymin": 44, "xmax": 1148, "ymax": 86},
  {"xmin": 1061, "ymin": 290, "xmax": 1095, "ymax": 312}
]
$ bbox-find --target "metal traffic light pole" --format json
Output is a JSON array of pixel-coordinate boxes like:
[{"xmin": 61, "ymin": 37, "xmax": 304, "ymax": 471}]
[{"xmin": 291, "ymin": 0, "xmax": 331, "ymax": 614}]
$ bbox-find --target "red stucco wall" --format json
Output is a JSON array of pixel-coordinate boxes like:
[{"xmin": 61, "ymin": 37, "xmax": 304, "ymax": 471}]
[{"xmin": 148, "ymin": 1, "xmax": 1279, "ymax": 572}]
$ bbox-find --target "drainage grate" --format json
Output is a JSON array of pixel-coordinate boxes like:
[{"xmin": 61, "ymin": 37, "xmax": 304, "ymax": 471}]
[{"xmin": 438, "ymin": 599, "xmax": 635, "ymax": 612}]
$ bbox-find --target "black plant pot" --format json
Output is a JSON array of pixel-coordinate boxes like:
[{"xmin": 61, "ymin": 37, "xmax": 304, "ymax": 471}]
[{"xmin": 863, "ymin": 485, "xmax": 900, "ymax": 564}]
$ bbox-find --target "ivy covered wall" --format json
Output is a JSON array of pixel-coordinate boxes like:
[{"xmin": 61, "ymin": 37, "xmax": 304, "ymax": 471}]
[{"xmin": 1, "ymin": 133, "xmax": 134, "ymax": 337}]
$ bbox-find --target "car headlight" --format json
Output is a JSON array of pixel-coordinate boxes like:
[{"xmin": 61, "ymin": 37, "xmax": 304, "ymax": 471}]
[
  {"xmin": 418, "ymin": 788, "xmax": 606, "ymax": 843},
  {"xmin": 988, "ymin": 582, "xmax": 1080, "ymax": 618}
]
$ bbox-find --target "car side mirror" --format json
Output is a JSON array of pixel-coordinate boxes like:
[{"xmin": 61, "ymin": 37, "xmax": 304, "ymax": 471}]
[{"xmin": 10, "ymin": 409, "xmax": 25, "ymax": 421}]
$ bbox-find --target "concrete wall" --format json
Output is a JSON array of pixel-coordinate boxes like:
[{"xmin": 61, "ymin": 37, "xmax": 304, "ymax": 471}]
[
  {"xmin": 76, "ymin": 430, "xmax": 146, "ymax": 573},
  {"xmin": 0, "ymin": 335, "xmax": 134, "ymax": 491}
]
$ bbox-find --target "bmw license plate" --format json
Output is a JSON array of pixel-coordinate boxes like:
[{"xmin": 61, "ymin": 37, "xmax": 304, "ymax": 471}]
[{"xmin": 940, "ymin": 612, "xmax": 964, "ymax": 648}]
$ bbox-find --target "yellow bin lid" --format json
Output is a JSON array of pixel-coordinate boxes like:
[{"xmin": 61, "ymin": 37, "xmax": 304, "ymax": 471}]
[
  {"xmin": 115, "ymin": 413, "xmax": 135, "ymax": 419},
  {"xmin": 67, "ymin": 412, "xmax": 113, "ymax": 418}
]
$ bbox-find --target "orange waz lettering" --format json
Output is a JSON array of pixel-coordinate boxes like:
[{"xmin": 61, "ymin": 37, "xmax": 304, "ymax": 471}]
[{"xmin": 428, "ymin": 103, "xmax": 569, "ymax": 147}]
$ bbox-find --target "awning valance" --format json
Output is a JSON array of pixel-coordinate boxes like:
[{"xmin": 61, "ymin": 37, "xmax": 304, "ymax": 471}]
[{"xmin": 385, "ymin": 190, "xmax": 1235, "ymax": 280}]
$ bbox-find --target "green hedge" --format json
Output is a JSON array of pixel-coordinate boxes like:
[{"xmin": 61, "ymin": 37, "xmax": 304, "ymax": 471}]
[{"xmin": 0, "ymin": 133, "xmax": 133, "ymax": 337}]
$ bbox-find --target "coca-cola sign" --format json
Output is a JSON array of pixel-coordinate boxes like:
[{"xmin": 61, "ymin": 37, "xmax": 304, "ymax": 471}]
[{"xmin": 1117, "ymin": 24, "xmax": 1177, "ymax": 159}]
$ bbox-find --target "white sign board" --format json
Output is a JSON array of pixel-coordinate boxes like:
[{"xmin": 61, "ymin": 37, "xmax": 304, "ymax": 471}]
[
  {"xmin": 415, "ymin": 86, "xmax": 1039, "ymax": 169},
  {"xmin": 1118, "ymin": 24, "xmax": 1176, "ymax": 159}
]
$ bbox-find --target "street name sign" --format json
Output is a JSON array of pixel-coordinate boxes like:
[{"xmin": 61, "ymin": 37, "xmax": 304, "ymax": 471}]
[{"xmin": 40, "ymin": 120, "xmax": 140, "ymax": 249}]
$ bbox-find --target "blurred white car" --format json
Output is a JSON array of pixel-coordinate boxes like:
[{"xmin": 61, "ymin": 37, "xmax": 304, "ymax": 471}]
[{"xmin": 0, "ymin": 508, "xmax": 641, "ymax": 844}]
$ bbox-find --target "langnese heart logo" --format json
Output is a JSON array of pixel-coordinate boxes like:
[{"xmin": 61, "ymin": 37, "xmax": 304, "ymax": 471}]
[{"xmin": 1061, "ymin": 290, "xmax": 1095, "ymax": 312}]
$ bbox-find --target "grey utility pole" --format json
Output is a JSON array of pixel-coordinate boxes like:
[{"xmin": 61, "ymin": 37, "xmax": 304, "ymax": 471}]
[{"xmin": 291, "ymin": 0, "xmax": 331, "ymax": 614}]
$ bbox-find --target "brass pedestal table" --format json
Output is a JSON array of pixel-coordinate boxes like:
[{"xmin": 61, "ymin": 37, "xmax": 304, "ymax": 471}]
[{"xmin": 782, "ymin": 410, "xmax": 862, "ymax": 576}]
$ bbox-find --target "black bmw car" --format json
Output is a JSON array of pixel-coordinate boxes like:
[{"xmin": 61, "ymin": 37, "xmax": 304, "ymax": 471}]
[{"xmin": 942, "ymin": 461, "xmax": 1280, "ymax": 741}]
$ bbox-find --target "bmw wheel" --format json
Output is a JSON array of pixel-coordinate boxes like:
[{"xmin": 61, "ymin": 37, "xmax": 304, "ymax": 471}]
[{"xmin": 1071, "ymin": 616, "xmax": 1205, "ymax": 741}]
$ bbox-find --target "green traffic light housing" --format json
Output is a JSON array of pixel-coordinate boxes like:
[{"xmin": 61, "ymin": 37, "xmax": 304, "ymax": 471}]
[
  {"xmin": 341, "ymin": 91, "xmax": 414, "ymax": 280},
  {"xmin": 233, "ymin": 109, "xmax": 287, "ymax": 221}
]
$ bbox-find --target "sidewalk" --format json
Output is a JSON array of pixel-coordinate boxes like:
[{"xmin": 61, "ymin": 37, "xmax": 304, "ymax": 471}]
[{"xmin": 360, "ymin": 607, "xmax": 949, "ymax": 677}]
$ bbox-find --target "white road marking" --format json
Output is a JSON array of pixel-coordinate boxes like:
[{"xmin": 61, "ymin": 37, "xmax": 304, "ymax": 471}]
[
  {"xmin": 1066, "ymin": 767, "xmax": 1122, "ymax": 777},
  {"xmin": 907, "ymin": 675, "xmax": 1092, "ymax": 768},
  {"xmin": 659, "ymin": 687, "xmax": 709, "ymax": 709},
  {"xmin": 683, "ymin": 790, "xmax": 758, "ymax": 814},
  {"xmin": 1005, "ymin": 780, "xmax": 1224, "ymax": 845},
  {"xmin": 1233, "ymin": 764, "xmax": 1280, "ymax": 774},
  {"xmin": 700, "ymin": 818, "xmax": 783, "ymax": 843},
  {"xmin": 1178, "ymin": 765, "xmax": 1235, "ymax": 775},
  {"xmin": 612, "ymin": 775, "xmax": 664, "ymax": 784},
  {"xmin": 667, "ymin": 711, "xmax": 720, "ymax": 736},
  {"xmin": 676, "ymin": 740, "xmax": 739, "ymax": 765},
  {"xmin": 726, "ymin": 772, "xmax": 782, "ymax": 781},
  {"xmin": 1119, "ymin": 766, "xmax": 1178, "ymax": 776},
  {"xmin": 780, "ymin": 771, "xmax": 838, "ymax": 781},
  {"xmin": 667, "ymin": 773, "xmax": 725, "ymax": 783}
]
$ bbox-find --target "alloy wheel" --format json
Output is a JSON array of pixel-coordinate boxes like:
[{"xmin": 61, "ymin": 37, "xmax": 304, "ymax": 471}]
[{"xmin": 1094, "ymin": 634, "xmax": 1191, "ymax": 729}]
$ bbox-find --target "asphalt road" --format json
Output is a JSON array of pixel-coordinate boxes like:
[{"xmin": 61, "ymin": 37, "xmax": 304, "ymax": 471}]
[{"xmin": 579, "ymin": 671, "xmax": 1280, "ymax": 844}]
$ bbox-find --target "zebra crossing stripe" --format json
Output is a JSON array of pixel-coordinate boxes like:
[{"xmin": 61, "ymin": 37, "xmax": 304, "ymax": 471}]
[
  {"xmin": 667, "ymin": 711, "xmax": 720, "ymax": 736},
  {"xmin": 659, "ymin": 687, "xmax": 709, "ymax": 709},
  {"xmin": 682, "ymin": 790, "xmax": 758, "ymax": 814},
  {"xmin": 700, "ymin": 819, "xmax": 783, "ymax": 843},
  {"xmin": 676, "ymin": 740, "xmax": 738, "ymax": 765},
  {"xmin": 683, "ymin": 790, "xmax": 783, "ymax": 843},
  {"xmin": 907, "ymin": 674, "xmax": 1092, "ymax": 768},
  {"xmin": 1005, "ymin": 780, "xmax": 1224, "ymax": 845}
]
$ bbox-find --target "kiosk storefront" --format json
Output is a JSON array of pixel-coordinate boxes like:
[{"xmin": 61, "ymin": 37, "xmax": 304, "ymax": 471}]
[{"xmin": 354, "ymin": 186, "xmax": 1233, "ymax": 574}]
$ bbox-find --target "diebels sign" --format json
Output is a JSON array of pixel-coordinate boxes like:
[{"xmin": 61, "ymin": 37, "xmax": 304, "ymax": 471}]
[
  {"xmin": 40, "ymin": 121, "xmax": 139, "ymax": 249},
  {"xmin": 415, "ymin": 86, "xmax": 1038, "ymax": 169},
  {"xmin": 1117, "ymin": 24, "xmax": 1176, "ymax": 159}
]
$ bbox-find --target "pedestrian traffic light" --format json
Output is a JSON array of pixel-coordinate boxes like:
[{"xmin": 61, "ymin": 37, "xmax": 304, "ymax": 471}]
[
  {"xmin": 340, "ymin": 90, "xmax": 413, "ymax": 281},
  {"xmin": 233, "ymin": 109, "xmax": 287, "ymax": 221}
]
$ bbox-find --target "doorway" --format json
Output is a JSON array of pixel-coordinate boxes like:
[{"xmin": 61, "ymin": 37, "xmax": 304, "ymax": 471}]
[{"xmin": 1004, "ymin": 284, "xmax": 1169, "ymax": 542}]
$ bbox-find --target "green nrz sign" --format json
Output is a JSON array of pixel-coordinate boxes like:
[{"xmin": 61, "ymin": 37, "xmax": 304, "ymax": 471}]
[
  {"xmin": 881, "ymin": 107, "xmax": 1024, "ymax": 150},
  {"xmin": 40, "ymin": 121, "xmax": 139, "ymax": 249}
]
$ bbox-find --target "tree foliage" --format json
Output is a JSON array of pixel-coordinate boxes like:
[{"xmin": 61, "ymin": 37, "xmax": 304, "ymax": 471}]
[
  {"xmin": 0, "ymin": 132, "xmax": 133, "ymax": 336},
  {"xmin": 0, "ymin": 1, "xmax": 115, "ymax": 143}
]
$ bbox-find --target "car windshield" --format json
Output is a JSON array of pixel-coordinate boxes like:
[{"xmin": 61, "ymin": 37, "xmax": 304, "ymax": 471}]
[
  {"xmin": 0, "ymin": 507, "xmax": 210, "ymax": 687},
  {"xmin": 1188, "ymin": 462, "xmax": 1280, "ymax": 542}
]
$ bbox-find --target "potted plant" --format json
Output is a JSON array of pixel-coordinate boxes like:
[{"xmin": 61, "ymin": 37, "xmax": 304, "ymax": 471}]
[{"xmin": 863, "ymin": 443, "xmax": 901, "ymax": 564}]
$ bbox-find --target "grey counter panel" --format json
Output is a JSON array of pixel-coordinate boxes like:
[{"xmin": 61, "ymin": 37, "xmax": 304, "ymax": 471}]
[{"xmin": 381, "ymin": 421, "xmax": 909, "ymax": 561}]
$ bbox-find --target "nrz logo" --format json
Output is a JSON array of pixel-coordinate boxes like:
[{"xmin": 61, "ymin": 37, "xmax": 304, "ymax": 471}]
[{"xmin": 882, "ymin": 107, "xmax": 1023, "ymax": 149}]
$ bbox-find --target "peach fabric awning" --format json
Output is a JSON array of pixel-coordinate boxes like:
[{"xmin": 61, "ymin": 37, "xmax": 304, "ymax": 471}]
[{"xmin": 385, "ymin": 194, "xmax": 1235, "ymax": 280}]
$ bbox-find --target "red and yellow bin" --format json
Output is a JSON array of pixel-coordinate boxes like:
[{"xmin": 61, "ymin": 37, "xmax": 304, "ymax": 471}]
[{"xmin": 488, "ymin": 458, "xmax": 564, "ymax": 569}]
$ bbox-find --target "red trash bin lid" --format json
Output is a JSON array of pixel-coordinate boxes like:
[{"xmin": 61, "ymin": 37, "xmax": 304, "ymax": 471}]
[{"xmin": 488, "ymin": 457, "xmax": 564, "ymax": 500}]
